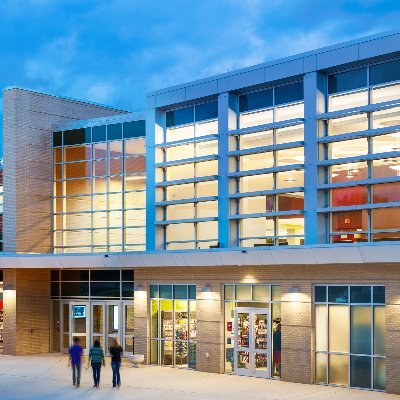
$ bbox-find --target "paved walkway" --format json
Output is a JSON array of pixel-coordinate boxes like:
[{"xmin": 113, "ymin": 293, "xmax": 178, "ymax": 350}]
[{"xmin": 0, "ymin": 354, "xmax": 397, "ymax": 399}]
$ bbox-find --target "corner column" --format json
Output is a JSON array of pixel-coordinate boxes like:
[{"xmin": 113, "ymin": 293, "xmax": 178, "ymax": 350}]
[
  {"xmin": 218, "ymin": 92, "xmax": 237, "ymax": 248},
  {"xmin": 281, "ymin": 281, "xmax": 313, "ymax": 383},
  {"xmin": 303, "ymin": 72, "xmax": 327, "ymax": 244},
  {"xmin": 196, "ymin": 281, "xmax": 224, "ymax": 373},
  {"xmin": 3, "ymin": 268, "xmax": 50, "ymax": 355}
]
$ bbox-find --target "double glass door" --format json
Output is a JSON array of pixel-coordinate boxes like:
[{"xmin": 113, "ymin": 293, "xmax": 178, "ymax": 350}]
[
  {"xmin": 66, "ymin": 301, "xmax": 133, "ymax": 355},
  {"xmin": 234, "ymin": 308, "xmax": 270, "ymax": 378}
]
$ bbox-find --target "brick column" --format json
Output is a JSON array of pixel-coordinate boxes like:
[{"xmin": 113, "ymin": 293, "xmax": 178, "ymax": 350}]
[
  {"xmin": 196, "ymin": 281, "xmax": 224, "ymax": 373},
  {"xmin": 133, "ymin": 281, "xmax": 149, "ymax": 361},
  {"xmin": 280, "ymin": 281, "xmax": 313, "ymax": 383},
  {"xmin": 3, "ymin": 268, "xmax": 50, "ymax": 355}
]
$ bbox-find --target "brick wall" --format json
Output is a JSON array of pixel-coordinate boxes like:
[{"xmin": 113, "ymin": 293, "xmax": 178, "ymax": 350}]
[
  {"xmin": 3, "ymin": 268, "xmax": 50, "ymax": 355},
  {"xmin": 2, "ymin": 87, "xmax": 126, "ymax": 253},
  {"xmin": 134, "ymin": 262, "xmax": 400, "ymax": 393}
]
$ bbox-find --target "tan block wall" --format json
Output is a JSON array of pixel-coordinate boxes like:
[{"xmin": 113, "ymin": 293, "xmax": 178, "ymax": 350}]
[
  {"xmin": 2, "ymin": 87, "xmax": 126, "ymax": 253},
  {"xmin": 3, "ymin": 268, "xmax": 50, "ymax": 355},
  {"xmin": 134, "ymin": 262, "xmax": 400, "ymax": 393}
]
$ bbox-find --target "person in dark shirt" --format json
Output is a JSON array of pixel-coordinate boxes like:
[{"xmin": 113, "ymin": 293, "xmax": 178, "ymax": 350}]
[
  {"xmin": 273, "ymin": 323, "xmax": 282, "ymax": 377},
  {"xmin": 109, "ymin": 338, "xmax": 124, "ymax": 388},
  {"xmin": 68, "ymin": 337, "xmax": 83, "ymax": 387}
]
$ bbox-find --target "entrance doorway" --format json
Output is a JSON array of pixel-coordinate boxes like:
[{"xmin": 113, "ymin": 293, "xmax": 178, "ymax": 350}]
[
  {"xmin": 62, "ymin": 300, "xmax": 134, "ymax": 355},
  {"xmin": 234, "ymin": 308, "xmax": 270, "ymax": 378}
]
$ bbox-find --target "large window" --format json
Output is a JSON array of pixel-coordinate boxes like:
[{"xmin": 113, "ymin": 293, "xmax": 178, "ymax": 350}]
[
  {"xmin": 314, "ymin": 285, "xmax": 385, "ymax": 390},
  {"xmin": 322, "ymin": 58, "xmax": 400, "ymax": 244},
  {"xmin": 149, "ymin": 284, "xmax": 196, "ymax": 368},
  {"xmin": 156, "ymin": 101, "xmax": 219, "ymax": 250},
  {"xmin": 53, "ymin": 120, "xmax": 146, "ymax": 253}
]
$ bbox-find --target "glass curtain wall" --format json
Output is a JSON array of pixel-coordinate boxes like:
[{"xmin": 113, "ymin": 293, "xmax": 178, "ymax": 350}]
[
  {"xmin": 224, "ymin": 284, "xmax": 282, "ymax": 378},
  {"xmin": 322, "ymin": 59, "xmax": 400, "ymax": 243},
  {"xmin": 155, "ymin": 102, "xmax": 218, "ymax": 250},
  {"xmin": 229, "ymin": 82, "xmax": 305, "ymax": 247},
  {"xmin": 149, "ymin": 284, "xmax": 196, "ymax": 368},
  {"xmin": 50, "ymin": 269, "xmax": 134, "ymax": 351},
  {"xmin": 53, "ymin": 120, "xmax": 146, "ymax": 253},
  {"xmin": 314, "ymin": 285, "xmax": 385, "ymax": 390}
]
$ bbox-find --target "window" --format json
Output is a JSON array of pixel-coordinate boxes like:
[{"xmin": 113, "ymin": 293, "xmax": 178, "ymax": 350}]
[
  {"xmin": 315, "ymin": 285, "xmax": 385, "ymax": 390},
  {"xmin": 370, "ymin": 59, "xmax": 400, "ymax": 86},
  {"xmin": 149, "ymin": 284, "xmax": 196, "ymax": 368},
  {"xmin": 224, "ymin": 284, "xmax": 281, "ymax": 377},
  {"xmin": 328, "ymin": 68, "xmax": 367, "ymax": 94},
  {"xmin": 52, "ymin": 120, "xmax": 146, "ymax": 253}
]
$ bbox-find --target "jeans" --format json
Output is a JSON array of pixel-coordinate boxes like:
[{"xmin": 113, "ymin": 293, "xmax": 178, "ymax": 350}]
[
  {"xmin": 91, "ymin": 362, "xmax": 102, "ymax": 386},
  {"xmin": 71, "ymin": 363, "xmax": 81, "ymax": 386},
  {"xmin": 111, "ymin": 361, "xmax": 121, "ymax": 387}
]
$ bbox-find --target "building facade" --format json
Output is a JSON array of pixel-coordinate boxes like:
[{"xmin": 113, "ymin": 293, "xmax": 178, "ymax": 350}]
[{"xmin": 1, "ymin": 30, "xmax": 400, "ymax": 393}]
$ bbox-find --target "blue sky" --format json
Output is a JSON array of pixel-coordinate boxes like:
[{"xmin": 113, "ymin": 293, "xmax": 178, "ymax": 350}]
[{"xmin": 0, "ymin": 0, "xmax": 399, "ymax": 156}]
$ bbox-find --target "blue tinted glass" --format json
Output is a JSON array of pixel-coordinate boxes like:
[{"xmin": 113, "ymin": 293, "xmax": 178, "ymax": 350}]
[
  {"xmin": 121, "ymin": 270, "xmax": 134, "ymax": 281},
  {"xmin": 370, "ymin": 59, "xmax": 400, "ymax": 86},
  {"xmin": 328, "ymin": 68, "xmax": 367, "ymax": 94},
  {"xmin": 63, "ymin": 128, "xmax": 86, "ymax": 146},
  {"xmin": 122, "ymin": 282, "xmax": 134, "ymax": 298},
  {"xmin": 93, "ymin": 125, "xmax": 107, "ymax": 142},
  {"xmin": 61, "ymin": 282, "xmax": 89, "ymax": 297},
  {"xmin": 159, "ymin": 284, "xmax": 173, "ymax": 299},
  {"xmin": 166, "ymin": 106, "xmax": 194, "ymax": 127},
  {"xmin": 90, "ymin": 281, "xmax": 120, "ymax": 297},
  {"xmin": 173, "ymin": 285, "xmax": 188, "ymax": 299},
  {"xmin": 123, "ymin": 120, "xmax": 145, "ymax": 138},
  {"xmin": 328, "ymin": 286, "xmax": 348, "ymax": 303},
  {"xmin": 85, "ymin": 127, "xmax": 91, "ymax": 142},
  {"xmin": 150, "ymin": 285, "xmax": 159, "ymax": 298},
  {"xmin": 275, "ymin": 82, "xmax": 303, "ymax": 105},
  {"xmin": 107, "ymin": 123, "xmax": 122, "ymax": 140},
  {"xmin": 188, "ymin": 285, "xmax": 196, "ymax": 299},
  {"xmin": 239, "ymin": 89, "xmax": 273, "ymax": 112},
  {"xmin": 373, "ymin": 286, "xmax": 385, "ymax": 304},
  {"xmin": 53, "ymin": 131, "xmax": 62, "ymax": 147},
  {"xmin": 91, "ymin": 269, "xmax": 120, "ymax": 281},
  {"xmin": 315, "ymin": 286, "xmax": 327, "ymax": 302},
  {"xmin": 350, "ymin": 356, "xmax": 371, "ymax": 389},
  {"xmin": 350, "ymin": 286, "xmax": 371, "ymax": 303},
  {"xmin": 195, "ymin": 101, "xmax": 218, "ymax": 121},
  {"xmin": 51, "ymin": 282, "xmax": 59, "ymax": 297}
]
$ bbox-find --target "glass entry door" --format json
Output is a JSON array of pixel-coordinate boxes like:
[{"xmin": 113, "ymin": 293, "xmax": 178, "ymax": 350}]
[
  {"xmin": 69, "ymin": 302, "xmax": 90, "ymax": 354},
  {"xmin": 234, "ymin": 308, "xmax": 270, "ymax": 378}
]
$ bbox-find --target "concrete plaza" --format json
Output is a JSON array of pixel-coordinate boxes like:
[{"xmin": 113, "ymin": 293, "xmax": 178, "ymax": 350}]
[{"xmin": 0, "ymin": 354, "xmax": 396, "ymax": 400}]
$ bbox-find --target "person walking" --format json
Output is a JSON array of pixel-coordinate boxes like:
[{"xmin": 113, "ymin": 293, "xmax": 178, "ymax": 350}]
[
  {"xmin": 68, "ymin": 337, "xmax": 83, "ymax": 388},
  {"xmin": 88, "ymin": 339, "xmax": 105, "ymax": 388},
  {"xmin": 109, "ymin": 338, "xmax": 124, "ymax": 388}
]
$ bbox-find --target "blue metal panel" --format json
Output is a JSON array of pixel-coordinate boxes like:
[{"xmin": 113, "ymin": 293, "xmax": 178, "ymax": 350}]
[
  {"xmin": 155, "ymin": 196, "xmax": 218, "ymax": 207},
  {"xmin": 155, "ymin": 88, "xmax": 186, "ymax": 108},
  {"xmin": 228, "ymin": 141, "xmax": 304, "ymax": 157},
  {"xmin": 155, "ymin": 134, "xmax": 218, "ymax": 148},
  {"xmin": 155, "ymin": 154, "xmax": 218, "ymax": 168},
  {"xmin": 304, "ymin": 72, "xmax": 326, "ymax": 244},
  {"xmin": 228, "ymin": 68, "xmax": 265, "ymax": 91},
  {"xmin": 155, "ymin": 175, "xmax": 218, "ymax": 187},
  {"xmin": 359, "ymin": 32, "xmax": 400, "ymax": 59},
  {"xmin": 145, "ymin": 108, "xmax": 162, "ymax": 251},
  {"xmin": 264, "ymin": 58, "xmax": 303, "ymax": 82},
  {"xmin": 228, "ymin": 163, "xmax": 304, "ymax": 178},
  {"xmin": 318, "ymin": 124, "xmax": 400, "ymax": 144},
  {"xmin": 186, "ymin": 80, "xmax": 218, "ymax": 100},
  {"xmin": 228, "ymin": 187, "xmax": 304, "ymax": 199},
  {"xmin": 229, "ymin": 118, "xmax": 304, "ymax": 136},
  {"xmin": 316, "ymin": 44, "xmax": 359, "ymax": 70},
  {"xmin": 218, "ymin": 92, "xmax": 236, "ymax": 248}
]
